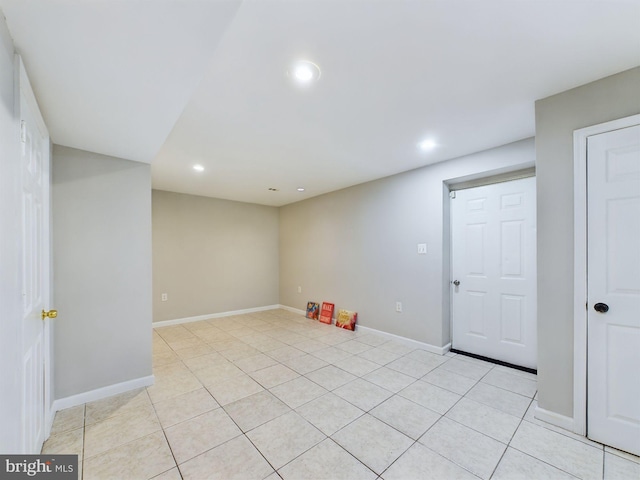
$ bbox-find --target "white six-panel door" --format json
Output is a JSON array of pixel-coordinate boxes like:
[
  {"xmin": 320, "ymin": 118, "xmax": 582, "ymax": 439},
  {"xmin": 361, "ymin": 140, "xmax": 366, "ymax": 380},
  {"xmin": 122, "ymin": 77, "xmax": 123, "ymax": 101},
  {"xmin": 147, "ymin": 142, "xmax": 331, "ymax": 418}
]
[
  {"xmin": 19, "ymin": 60, "xmax": 51, "ymax": 453},
  {"xmin": 587, "ymin": 124, "xmax": 640, "ymax": 456},
  {"xmin": 451, "ymin": 177, "xmax": 537, "ymax": 369}
]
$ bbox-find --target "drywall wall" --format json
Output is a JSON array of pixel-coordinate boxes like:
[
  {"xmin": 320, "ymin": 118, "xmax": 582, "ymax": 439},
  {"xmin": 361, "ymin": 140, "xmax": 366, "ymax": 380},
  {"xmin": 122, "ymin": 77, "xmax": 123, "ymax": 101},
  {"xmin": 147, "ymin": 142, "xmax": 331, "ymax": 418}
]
[
  {"xmin": 152, "ymin": 190, "xmax": 279, "ymax": 322},
  {"xmin": 0, "ymin": 11, "xmax": 22, "ymax": 453},
  {"xmin": 280, "ymin": 138, "xmax": 534, "ymax": 348},
  {"xmin": 52, "ymin": 145, "xmax": 153, "ymax": 399},
  {"xmin": 535, "ymin": 67, "xmax": 640, "ymax": 419}
]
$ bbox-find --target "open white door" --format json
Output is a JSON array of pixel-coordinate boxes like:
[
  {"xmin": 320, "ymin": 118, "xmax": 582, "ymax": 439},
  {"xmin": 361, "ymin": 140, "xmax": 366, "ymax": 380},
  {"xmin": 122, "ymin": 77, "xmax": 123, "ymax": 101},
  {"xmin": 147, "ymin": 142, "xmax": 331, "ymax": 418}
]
[
  {"xmin": 19, "ymin": 59, "xmax": 52, "ymax": 453},
  {"xmin": 587, "ymin": 124, "xmax": 640, "ymax": 456},
  {"xmin": 451, "ymin": 177, "xmax": 537, "ymax": 369}
]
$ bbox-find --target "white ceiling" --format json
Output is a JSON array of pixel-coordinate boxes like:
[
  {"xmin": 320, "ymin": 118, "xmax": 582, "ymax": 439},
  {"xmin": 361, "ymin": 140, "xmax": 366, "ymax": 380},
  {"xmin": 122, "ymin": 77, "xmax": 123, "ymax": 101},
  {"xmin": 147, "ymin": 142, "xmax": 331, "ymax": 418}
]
[{"xmin": 2, "ymin": 1, "xmax": 639, "ymax": 206}]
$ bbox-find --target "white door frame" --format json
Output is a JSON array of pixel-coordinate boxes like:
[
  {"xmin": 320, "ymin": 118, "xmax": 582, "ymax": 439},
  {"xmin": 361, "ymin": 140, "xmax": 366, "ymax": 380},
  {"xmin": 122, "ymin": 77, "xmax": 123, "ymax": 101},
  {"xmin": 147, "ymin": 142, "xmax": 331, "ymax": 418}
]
[
  {"xmin": 445, "ymin": 166, "xmax": 535, "ymax": 357},
  {"xmin": 572, "ymin": 113, "xmax": 640, "ymax": 436}
]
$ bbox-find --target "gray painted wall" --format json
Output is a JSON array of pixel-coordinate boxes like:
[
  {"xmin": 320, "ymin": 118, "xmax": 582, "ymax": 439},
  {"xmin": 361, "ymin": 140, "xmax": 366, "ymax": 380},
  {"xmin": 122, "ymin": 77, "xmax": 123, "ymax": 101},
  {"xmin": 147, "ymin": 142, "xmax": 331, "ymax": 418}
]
[
  {"xmin": 152, "ymin": 190, "xmax": 279, "ymax": 322},
  {"xmin": 279, "ymin": 138, "xmax": 534, "ymax": 347},
  {"xmin": 535, "ymin": 67, "xmax": 640, "ymax": 418},
  {"xmin": 52, "ymin": 145, "xmax": 153, "ymax": 399},
  {"xmin": 0, "ymin": 11, "xmax": 22, "ymax": 453}
]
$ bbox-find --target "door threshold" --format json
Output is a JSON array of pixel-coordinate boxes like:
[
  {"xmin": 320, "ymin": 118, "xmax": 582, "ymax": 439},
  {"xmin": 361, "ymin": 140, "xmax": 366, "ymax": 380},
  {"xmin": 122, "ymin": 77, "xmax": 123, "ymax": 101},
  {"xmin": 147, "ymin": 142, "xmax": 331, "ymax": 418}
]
[{"xmin": 450, "ymin": 349, "xmax": 537, "ymax": 375}]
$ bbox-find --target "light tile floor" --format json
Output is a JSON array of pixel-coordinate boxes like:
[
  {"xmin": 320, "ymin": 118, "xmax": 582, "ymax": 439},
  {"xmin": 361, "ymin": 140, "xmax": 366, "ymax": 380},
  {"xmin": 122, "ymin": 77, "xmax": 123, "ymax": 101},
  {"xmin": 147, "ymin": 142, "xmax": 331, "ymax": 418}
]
[{"xmin": 43, "ymin": 309, "xmax": 640, "ymax": 480}]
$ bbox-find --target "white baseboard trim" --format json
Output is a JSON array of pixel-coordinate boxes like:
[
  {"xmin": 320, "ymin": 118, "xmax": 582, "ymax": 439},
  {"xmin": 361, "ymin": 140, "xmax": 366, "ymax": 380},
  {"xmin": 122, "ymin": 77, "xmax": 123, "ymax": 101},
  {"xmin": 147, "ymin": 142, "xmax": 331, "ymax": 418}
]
[
  {"xmin": 278, "ymin": 305, "xmax": 307, "ymax": 316},
  {"xmin": 357, "ymin": 325, "xmax": 451, "ymax": 356},
  {"xmin": 534, "ymin": 405, "xmax": 575, "ymax": 432},
  {"xmin": 51, "ymin": 375, "xmax": 155, "ymax": 413},
  {"xmin": 278, "ymin": 304, "xmax": 450, "ymax": 356},
  {"xmin": 156, "ymin": 304, "xmax": 450, "ymax": 356},
  {"xmin": 153, "ymin": 305, "xmax": 281, "ymax": 328}
]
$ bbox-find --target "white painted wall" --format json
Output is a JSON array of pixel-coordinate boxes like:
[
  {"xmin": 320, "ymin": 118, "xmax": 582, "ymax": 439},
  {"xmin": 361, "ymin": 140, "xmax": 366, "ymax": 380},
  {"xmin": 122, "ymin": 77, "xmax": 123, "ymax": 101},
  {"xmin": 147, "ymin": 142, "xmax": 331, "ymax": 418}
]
[
  {"xmin": 152, "ymin": 190, "xmax": 279, "ymax": 322},
  {"xmin": 279, "ymin": 138, "xmax": 534, "ymax": 348},
  {"xmin": 52, "ymin": 145, "xmax": 153, "ymax": 399},
  {"xmin": 0, "ymin": 10, "xmax": 22, "ymax": 453},
  {"xmin": 535, "ymin": 66, "xmax": 640, "ymax": 419}
]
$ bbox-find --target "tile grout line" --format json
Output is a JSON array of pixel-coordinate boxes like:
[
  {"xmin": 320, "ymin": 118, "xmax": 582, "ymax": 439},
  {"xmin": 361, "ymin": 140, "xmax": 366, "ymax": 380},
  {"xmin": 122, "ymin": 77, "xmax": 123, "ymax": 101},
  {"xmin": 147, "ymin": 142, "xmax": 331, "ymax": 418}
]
[
  {"xmin": 502, "ymin": 396, "xmax": 588, "ymax": 480},
  {"xmin": 147, "ymin": 386, "xmax": 183, "ymax": 479},
  {"xmin": 522, "ymin": 400, "xmax": 607, "ymax": 451},
  {"xmin": 320, "ymin": 351, "xmax": 474, "ymax": 477},
  {"xmin": 81, "ymin": 404, "xmax": 86, "ymax": 480},
  {"xmin": 370, "ymin": 377, "xmax": 465, "ymax": 480},
  {"xmin": 242, "ymin": 415, "xmax": 325, "ymax": 478},
  {"xmin": 604, "ymin": 447, "xmax": 640, "ymax": 465},
  {"xmin": 393, "ymin": 361, "xmax": 536, "ymax": 479},
  {"xmin": 485, "ymin": 394, "xmax": 533, "ymax": 479},
  {"xmin": 409, "ymin": 366, "xmax": 495, "ymax": 478},
  {"xmin": 504, "ymin": 446, "xmax": 584, "ymax": 479},
  {"xmin": 409, "ymin": 442, "xmax": 485, "ymax": 479},
  {"xmin": 323, "ymin": 437, "xmax": 380, "ymax": 478}
]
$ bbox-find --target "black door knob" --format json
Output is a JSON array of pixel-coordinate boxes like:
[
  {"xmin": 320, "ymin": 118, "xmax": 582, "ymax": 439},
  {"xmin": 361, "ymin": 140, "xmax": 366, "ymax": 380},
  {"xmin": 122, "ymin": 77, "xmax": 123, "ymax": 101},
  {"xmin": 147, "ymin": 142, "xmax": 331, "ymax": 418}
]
[
  {"xmin": 594, "ymin": 303, "xmax": 609, "ymax": 313},
  {"xmin": 453, "ymin": 280, "xmax": 460, "ymax": 286}
]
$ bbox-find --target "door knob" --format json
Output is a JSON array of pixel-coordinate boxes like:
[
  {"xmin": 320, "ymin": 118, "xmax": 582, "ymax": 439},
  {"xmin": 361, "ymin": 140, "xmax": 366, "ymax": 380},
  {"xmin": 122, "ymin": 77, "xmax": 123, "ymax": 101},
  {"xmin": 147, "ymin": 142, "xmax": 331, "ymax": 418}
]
[
  {"xmin": 453, "ymin": 280, "xmax": 460, "ymax": 286},
  {"xmin": 593, "ymin": 303, "xmax": 609, "ymax": 313},
  {"xmin": 41, "ymin": 309, "xmax": 58, "ymax": 321}
]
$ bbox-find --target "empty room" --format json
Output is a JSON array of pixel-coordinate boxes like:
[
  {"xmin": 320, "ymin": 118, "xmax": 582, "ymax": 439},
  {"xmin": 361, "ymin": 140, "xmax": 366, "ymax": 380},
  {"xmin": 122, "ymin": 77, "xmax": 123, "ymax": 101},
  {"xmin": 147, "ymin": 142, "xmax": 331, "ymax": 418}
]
[{"xmin": 0, "ymin": 1, "xmax": 639, "ymax": 479}]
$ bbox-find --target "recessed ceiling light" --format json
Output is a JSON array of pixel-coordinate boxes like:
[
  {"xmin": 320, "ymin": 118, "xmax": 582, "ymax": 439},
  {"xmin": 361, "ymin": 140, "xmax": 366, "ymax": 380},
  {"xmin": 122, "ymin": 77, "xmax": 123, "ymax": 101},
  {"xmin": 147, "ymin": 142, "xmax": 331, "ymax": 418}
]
[
  {"xmin": 297, "ymin": 187, "xmax": 305, "ymax": 192},
  {"xmin": 193, "ymin": 164, "xmax": 205, "ymax": 172},
  {"xmin": 418, "ymin": 139, "xmax": 436, "ymax": 151},
  {"xmin": 289, "ymin": 60, "xmax": 321, "ymax": 85}
]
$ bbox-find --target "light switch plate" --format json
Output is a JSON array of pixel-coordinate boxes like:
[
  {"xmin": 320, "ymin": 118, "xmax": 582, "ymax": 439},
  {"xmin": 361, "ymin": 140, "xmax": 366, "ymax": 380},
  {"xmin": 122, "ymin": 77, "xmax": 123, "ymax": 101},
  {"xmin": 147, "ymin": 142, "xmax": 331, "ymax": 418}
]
[{"xmin": 417, "ymin": 243, "xmax": 427, "ymax": 254}]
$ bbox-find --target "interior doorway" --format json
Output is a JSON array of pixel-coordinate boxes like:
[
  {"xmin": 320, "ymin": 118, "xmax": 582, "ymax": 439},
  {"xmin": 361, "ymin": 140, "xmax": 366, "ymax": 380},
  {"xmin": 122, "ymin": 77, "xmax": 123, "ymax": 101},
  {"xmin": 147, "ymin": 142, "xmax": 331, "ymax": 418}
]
[
  {"xmin": 450, "ymin": 176, "xmax": 537, "ymax": 370},
  {"xmin": 574, "ymin": 117, "xmax": 640, "ymax": 456}
]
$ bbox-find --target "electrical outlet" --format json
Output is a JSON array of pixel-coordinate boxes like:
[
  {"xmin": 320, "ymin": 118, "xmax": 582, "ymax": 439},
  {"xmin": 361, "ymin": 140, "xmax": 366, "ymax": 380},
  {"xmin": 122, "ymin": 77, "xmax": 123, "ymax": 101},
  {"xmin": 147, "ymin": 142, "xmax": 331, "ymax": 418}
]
[
  {"xmin": 297, "ymin": 286, "xmax": 302, "ymax": 294},
  {"xmin": 396, "ymin": 302, "xmax": 402, "ymax": 313},
  {"xmin": 161, "ymin": 293, "xmax": 168, "ymax": 302},
  {"xmin": 417, "ymin": 243, "xmax": 427, "ymax": 254}
]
